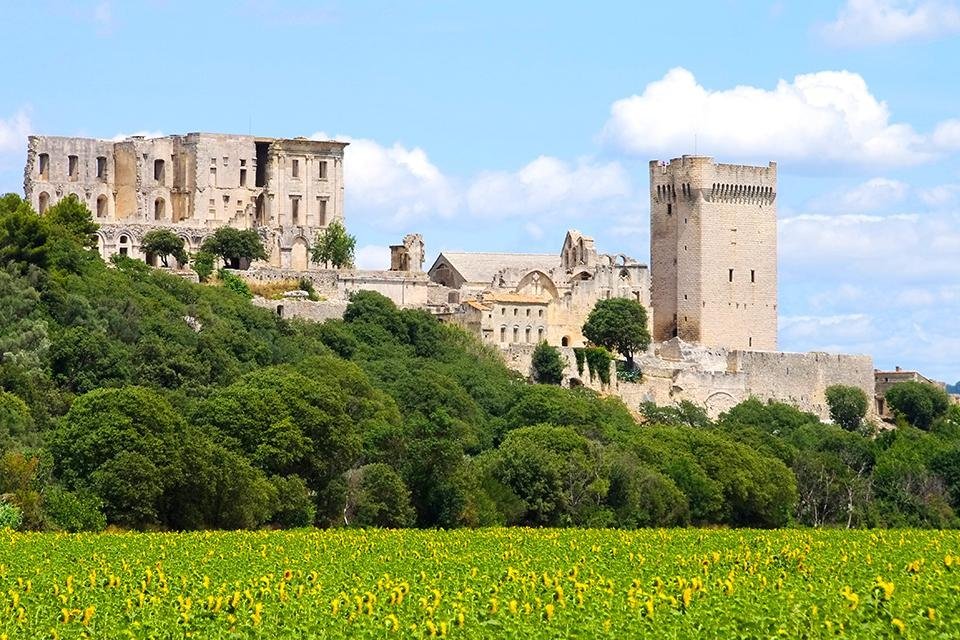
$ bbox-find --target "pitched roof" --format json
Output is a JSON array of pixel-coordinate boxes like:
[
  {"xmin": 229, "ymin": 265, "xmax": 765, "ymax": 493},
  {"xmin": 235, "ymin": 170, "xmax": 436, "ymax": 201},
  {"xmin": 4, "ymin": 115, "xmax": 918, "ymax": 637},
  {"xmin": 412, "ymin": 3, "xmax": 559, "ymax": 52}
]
[
  {"xmin": 485, "ymin": 292, "xmax": 551, "ymax": 305},
  {"xmin": 434, "ymin": 252, "xmax": 557, "ymax": 284}
]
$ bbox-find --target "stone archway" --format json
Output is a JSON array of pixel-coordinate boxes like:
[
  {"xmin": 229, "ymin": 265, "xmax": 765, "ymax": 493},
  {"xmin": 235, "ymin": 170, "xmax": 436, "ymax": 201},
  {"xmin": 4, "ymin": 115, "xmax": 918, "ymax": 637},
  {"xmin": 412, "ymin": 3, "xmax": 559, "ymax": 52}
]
[
  {"xmin": 291, "ymin": 236, "xmax": 309, "ymax": 271},
  {"xmin": 704, "ymin": 392, "xmax": 737, "ymax": 418}
]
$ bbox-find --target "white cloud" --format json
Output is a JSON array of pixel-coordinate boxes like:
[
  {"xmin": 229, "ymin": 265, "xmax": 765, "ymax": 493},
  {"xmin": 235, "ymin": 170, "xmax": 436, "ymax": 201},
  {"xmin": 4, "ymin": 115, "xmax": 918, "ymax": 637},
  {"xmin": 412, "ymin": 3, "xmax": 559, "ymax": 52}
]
[
  {"xmin": 933, "ymin": 118, "xmax": 960, "ymax": 150},
  {"xmin": 0, "ymin": 109, "xmax": 31, "ymax": 155},
  {"xmin": 808, "ymin": 177, "xmax": 909, "ymax": 212},
  {"xmin": 821, "ymin": 0, "xmax": 960, "ymax": 46},
  {"xmin": 314, "ymin": 133, "xmax": 459, "ymax": 227},
  {"xmin": 919, "ymin": 183, "xmax": 960, "ymax": 207},
  {"xmin": 354, "ymin": 244, "xmax": 391, "ymax": 270},
  {"xmin": 780, "ymin": 313, "xmax": 875, "ymax": 345},
  {"xmin": 466, "ymin": 155, "xmax": 630, "ymax": 218},
  {"xmin": 601, "ymin": 67, "xmax": 935, "ymax": 167}
]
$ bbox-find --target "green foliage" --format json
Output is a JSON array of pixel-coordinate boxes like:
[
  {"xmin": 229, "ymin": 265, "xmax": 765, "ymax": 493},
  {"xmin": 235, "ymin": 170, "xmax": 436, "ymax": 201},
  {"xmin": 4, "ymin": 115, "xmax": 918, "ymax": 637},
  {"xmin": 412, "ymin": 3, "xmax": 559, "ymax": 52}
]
[
  {"xmin": 573, "ymin": 347, "xmax": 585, "ymax": 377},
  {"xmin": 43, "ymin": 487, "xmax": 106, "ymax": 532},
  {"xmin": 0, "ymin": 195, "xmax": 50, "ymax": 273},
  {"xmin": 201, "ymin": 227, "xmax": 267, "ymax": 268},
  {"xmin": 582, "ymin": 297, "xmax": 650, "ymax": 368},
  {"xmin": 0, "ymin": 390, "xmax": 35, "ymax": 450},
  {"xmin": 141, "ymin": 229, "xmax": 188, "ymax": 267},
  {"xmin": 43, "ymin": 194, "xmax": 99, "ymax": 249},
  {"xmin": 269, "ymin": 475, "xmax": 316, "ymax": 528},
  {"xmin": 531, "ymin": 341, "xmax": 564, "ymax": 384},
  {"xmin": 218, "ymin": 268, "xmax": 253, "ymax": 299},
  {"xmin": 640, "ymin": 400, "xmax": 711, "ymax": 429},
  {"xmin": 885, "ymin": 380, "xmax": 951, "ymax": 430},
  {"xmin": 583, "ymin": 346, "xmax": 612, "ymax": 385},
  {"xmin": 825, "ymin": 384, "xmax": 869, "ymax": 431},
  {"xmin": 345, "ymin": 463, "xmax": 416, "ymax": 528},
  {"xmin": 192, "ymin": 250, "xmax": 215, "ymax": 281},
  {"xmin": 311, "ymin": 220, "xmax": 356, "ymax": 268},
  {"xmin": 0, "ymin": 501, "xmax": 22, "ymax": 530}
]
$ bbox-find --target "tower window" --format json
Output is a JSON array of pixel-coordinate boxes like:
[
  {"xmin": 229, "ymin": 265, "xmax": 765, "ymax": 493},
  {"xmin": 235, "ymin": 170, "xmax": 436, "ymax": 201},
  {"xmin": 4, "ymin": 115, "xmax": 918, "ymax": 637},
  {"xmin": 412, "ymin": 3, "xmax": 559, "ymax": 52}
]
[
  {"xmin": 292, "ymin": 159, "xmax": 300, "ymax": 178},
  {"xmin": 291, "ymin": 197, "xmax": 300, "ymax": 225},
  {"xmin": 749, "ymin": 336, "xmax": 753, "ymax": 348},
  {"xmin": 38, "ymin": 153, "xmax": 49, "ymax": 179},
  {"xmin": 68, "ymin": 155, "xmax": 78, "ymax": 180},
  {"xmin": 240, "ymin": 168, "xmax": 247, "ymax": 186},
  {"xmin": 728, "ymin": 269, "xmax": 734, "ymax": 282},
  {"xmin": 667, "ymin": 203, "xmax": 672, "ymax": 216},
  {"xmin": 751, "ymin": 269, "xmax": 756, "ymax": 283},
  {"xmin": 154, "ymin": 159, "xmax": 165, "ymax": 183},
  {"xmin": 319, "ymin": 160, "xmax": 328, "ymax": 180},
  {"xmin": 96, "ymin": 156, "xmax": 107, "ymax": 179}
]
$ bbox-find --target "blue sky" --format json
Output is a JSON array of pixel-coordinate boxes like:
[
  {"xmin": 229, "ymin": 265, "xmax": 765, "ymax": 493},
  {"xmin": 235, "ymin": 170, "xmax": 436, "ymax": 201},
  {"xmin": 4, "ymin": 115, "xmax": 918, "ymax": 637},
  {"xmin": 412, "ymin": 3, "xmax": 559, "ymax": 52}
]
[{"xmin": 2, "ymin": 0, "xmax": 960, "ymax": 382}]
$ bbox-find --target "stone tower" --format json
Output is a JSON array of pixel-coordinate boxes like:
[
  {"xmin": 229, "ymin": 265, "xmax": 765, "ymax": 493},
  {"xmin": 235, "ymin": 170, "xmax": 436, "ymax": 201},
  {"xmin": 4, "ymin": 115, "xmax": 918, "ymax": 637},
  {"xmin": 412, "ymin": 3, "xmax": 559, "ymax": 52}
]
[{"xmin": 649, "ymin": 156, "xmax": 777, "ymax": 351}]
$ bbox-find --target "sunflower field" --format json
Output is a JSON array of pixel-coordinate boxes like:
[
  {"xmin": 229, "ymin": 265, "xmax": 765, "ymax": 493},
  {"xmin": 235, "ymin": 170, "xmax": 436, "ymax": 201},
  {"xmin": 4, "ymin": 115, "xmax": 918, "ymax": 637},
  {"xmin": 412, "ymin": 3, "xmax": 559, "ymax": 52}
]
[{"xmin": 1, "ymin": 528, "xmax": 959, "ymax": 638}]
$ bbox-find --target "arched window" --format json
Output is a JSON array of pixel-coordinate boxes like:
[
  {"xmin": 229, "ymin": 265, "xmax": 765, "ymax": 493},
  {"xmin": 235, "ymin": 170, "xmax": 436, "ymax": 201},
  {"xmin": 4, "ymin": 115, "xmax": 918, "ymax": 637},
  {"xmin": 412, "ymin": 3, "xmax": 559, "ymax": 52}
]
[
  {"xmin": 38, "ymin": 192, "xmax": 50, "ymax": 213},
  {"xmin": 96, "ymin": 195, "xmax": 107, "ymax": 218},
  {"xmin": 561, "ymin": 336, "xmax": 570, "ymax": 347},
  {"xmin": 154, "ymin": 198, "xmax": 165, "ymax": 220}
]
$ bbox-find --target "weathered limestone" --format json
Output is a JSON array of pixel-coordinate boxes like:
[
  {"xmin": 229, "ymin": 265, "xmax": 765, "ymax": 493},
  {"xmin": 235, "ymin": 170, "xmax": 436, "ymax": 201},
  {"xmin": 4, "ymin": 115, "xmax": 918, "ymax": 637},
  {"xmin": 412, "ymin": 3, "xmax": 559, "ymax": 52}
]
[
  {"xmin": 428, "ymin": 230, "xmax": 651, "ymax": 349},
  {"xmin": 24, "ymin": 133, "xmax": 347, "ymax": 268},
  {"xmin": 650, "ymin": 156, "xmax": 778, "ymax": 351}
]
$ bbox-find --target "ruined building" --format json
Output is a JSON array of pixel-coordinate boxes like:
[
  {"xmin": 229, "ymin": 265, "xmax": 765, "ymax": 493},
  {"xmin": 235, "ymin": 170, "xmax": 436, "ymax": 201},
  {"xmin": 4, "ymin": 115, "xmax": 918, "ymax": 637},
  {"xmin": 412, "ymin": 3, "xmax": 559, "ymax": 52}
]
[
  {"xmin": 650, "ymin": 156, "xmax": 778, "ymax": 351},
  {"xmin": 23, "ymin": 133, "xmax": 347, "ymax": 269},
  {"xmin": 428, "ymin": 230, "xmax": 649, "ymax": 348}
]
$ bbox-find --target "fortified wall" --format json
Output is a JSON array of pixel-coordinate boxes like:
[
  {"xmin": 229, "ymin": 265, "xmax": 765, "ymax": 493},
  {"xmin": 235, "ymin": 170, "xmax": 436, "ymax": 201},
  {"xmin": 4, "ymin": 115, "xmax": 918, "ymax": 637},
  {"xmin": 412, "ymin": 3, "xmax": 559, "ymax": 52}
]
[{"xmin": 613, "ymin": 339, "xmax": 875, "ymax": 421}]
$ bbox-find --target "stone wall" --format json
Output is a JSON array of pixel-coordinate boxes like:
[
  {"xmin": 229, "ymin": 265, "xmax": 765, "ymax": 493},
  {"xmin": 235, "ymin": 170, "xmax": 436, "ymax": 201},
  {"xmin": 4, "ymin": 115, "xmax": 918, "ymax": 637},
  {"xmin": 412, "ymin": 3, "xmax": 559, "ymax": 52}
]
[
  {"xmin": 502, "ymin": 344, "xmax": 614, "ymax": 394},
  {"xmin": 614, "ymin": 339, "xmax": 875, "ymax": 422},
  {"xmin": 251, "ymin": 296, "xmax": 349, "ymax": 322}
]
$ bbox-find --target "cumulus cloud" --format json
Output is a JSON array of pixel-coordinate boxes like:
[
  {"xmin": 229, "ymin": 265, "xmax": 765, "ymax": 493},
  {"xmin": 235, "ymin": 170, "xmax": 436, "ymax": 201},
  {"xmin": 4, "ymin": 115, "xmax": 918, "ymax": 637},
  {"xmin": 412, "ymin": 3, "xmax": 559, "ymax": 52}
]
[
  {"xmin": 0, "ymin": 109, "xmax": 31, "ymax": 155},
  {"xmin": 354, "ymin": 244, "xmax": 391, "ymax": 270},
  {"xmin": 932, "ymin": 118, "xmax": 960, "ymax": 150},
  {"xmin": 807, "ymin": 177, "xmax": 909, "ymax": 212},
  {"xmin": 919, "ymin": 183, "xmax": 960, "ymax": 207},
  {"xmin": 314, "ymin": 133, "xmax": 459, "ymax": 227},
  {"xmin": 820, "ymin": 0, "xmax": 960, "ymax": 46},
  {"xmin": 780, "ymin": 313, "xmax": 875, "ymax": 345},
  {"xmin": 601, "ymin": 67, "xmax": 936, "ymax": 168},
  {"xmin": 466, "ymin": 156, "xmax": 630, "ymax": 218}
]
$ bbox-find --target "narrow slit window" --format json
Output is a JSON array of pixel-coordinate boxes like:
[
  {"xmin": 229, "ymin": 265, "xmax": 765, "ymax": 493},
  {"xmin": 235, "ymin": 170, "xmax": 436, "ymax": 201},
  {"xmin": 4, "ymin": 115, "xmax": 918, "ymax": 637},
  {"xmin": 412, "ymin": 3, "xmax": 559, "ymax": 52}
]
[
  {"xmin": 96, "ymin": 156, "xmax": 107, "ymax": 179},
  {"xmin": 68, "ymin": 155, "xmax": 78, "ymax": 180},
  {"xmin": 728, "ymin": 269, "xmax": 734, "ymax": 282},
  {"xmin": 292, "ymin": 159, "xmax": 300, "ymax": 178},
  {"xmin": 319, "ymin": 160, "xmax": 328, "ymax": 180},
  {"xmin": 751, "ymin": 269, "xmax": 756, "ymax": 283}
]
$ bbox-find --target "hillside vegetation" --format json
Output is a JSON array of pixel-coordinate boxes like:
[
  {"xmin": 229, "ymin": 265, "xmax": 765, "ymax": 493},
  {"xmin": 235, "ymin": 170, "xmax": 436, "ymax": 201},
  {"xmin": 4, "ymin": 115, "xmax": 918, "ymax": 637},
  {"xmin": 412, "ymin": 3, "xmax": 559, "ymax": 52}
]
[{"xmin": 2, "ymin": 193, "xmax": 960, "ymax": 531}]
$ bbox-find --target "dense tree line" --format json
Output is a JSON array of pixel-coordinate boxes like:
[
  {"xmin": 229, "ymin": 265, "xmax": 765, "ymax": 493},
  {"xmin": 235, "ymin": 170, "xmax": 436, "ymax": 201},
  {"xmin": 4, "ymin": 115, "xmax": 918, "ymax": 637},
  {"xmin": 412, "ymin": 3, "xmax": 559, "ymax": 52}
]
[{"xmin": 1, "ymin": 193, "xmax": 960, "ymax": 531}]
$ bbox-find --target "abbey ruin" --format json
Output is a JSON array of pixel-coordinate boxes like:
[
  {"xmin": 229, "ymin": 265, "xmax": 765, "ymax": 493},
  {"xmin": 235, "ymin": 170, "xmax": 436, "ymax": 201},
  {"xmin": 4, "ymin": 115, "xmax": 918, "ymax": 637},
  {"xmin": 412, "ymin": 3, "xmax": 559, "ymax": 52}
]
[
  {"xmin": 23, "ymin": 134, "xmax": 876, "ymax": 421},
  {"xmin": 24, "ymin": 133, "xmax": 346, "ymax": 269}
]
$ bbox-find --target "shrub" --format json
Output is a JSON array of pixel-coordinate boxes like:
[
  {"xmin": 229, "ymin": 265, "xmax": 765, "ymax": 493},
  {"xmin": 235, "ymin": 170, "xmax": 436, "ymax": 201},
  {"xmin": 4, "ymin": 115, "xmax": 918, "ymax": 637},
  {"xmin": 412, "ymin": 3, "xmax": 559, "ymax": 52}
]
[
  {"xmin": 192, "ymin": 250, "xmax": 215, "ymax": 281},
  {"xmin": 0, "ymin": 501, "xmax": 22, "ymax": 530},
  {"xmin": 218, "ymin": 269, "xmax": 252, "ymax": 299},
  {"xmin": 825, "ymin": 384, "xmax": 869, "ymax": 431},
  {"xmin": 44, "ymin": 487, "xmax": 106, "ymax": 532},
  {"xmin": 531, "ymin": 342, "xmax": 565, "ymax": 385},
  {"xmin": 886, "ymin": 381, "xmax": 951, "ymax": 430}
]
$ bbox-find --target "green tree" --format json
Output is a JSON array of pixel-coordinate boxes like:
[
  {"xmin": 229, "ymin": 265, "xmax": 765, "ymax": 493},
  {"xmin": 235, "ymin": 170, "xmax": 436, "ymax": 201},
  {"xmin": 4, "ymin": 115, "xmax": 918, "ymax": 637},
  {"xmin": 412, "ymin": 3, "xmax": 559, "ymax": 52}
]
[
  {"xmin": 582, "ymin": 298, "xmax": 651, "ymax": 369},
  {"xmin": 201, "ymin": 227, "xmax": 267, "ymax": 269},
  {"xmin": 0, "ymin": 195, "xmax": 49, "ymax": 273},
  {"xmin": 192, "ymin": 250, "xmax": 215, "ymax": 281},
  {"xmin": 886, "ymin": 380, "xmax": 951, "ymax": 430},
  {"xmin": 141, "ymin": 229, "xmax": 188, "ymax": 267},
  {"xmin": 825, "ymin": 384, "xmax": 870, "ymax": 431},
  {"xmin": 43, "ymin": 194, "xmax": 99, "ymax": 249},
  {"xmin": 531, "ymin": 341, "xmax": 565, "ymax": 384},
  {"xmin": 311, "ymin": 221, "xmax": 356, "ymax": 269},
  {"xmin": 344, "ymin": 463, "xmax": 415, "ymax": 528}
]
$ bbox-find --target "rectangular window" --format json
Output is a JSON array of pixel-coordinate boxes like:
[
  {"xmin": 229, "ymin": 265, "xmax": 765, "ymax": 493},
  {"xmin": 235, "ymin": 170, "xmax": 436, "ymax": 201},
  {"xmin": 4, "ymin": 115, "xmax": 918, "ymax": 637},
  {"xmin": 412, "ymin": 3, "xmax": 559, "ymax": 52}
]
[
  {"xmin": 513, "ymin": 327, "xmax": 519, "ymax": 343},
  {"xmin": 751, "ymin": 269, "xmax": 756, "ymax": 283},
  {"xmin": 68, "ymin": 155, "xmax": 78, "ymax": 180},
  {"xmin": 223, "ymin": 156, "xmax": 228, "ymax": 166},
  {"xmin": 154, "ymin": 159, "xmax": 165, "ymax": 183},
  {"xmin": 749, "ymin": 336, "xmax": 753, "ymax": 347},
  {"xmin": 525, "ymin": 327, "xmax": 531, "ymax": 343},
  {"xmin": 292, "ymin": 159, "xmax": 300, "ymax": 178},
  {"xmin": 500, "ymin": 327, "xmax": 506, "ymax": 342},
  {"xmin": 240, "ymin": 169, "xmax": 247, "ymax": 186},
  {"xmin": 538, "ymin": 327, "xmax": 544, "ymax": 341},
  {"xmin": 291, "ymin": 197, "xmax": 300, "ymax": 225},
  {"xmin": 38, "ymin": 153, "xmax": 49, "ymax": 179},
  {"xmin": 96, "ymin": 156, "xmax": 107, "ymax": 179},
  {"xmin": 667, "ymin": 203, "xmax": 672, "ymax": 216},
  {"xmin": 318, "ymin": 199, "xmax": 327, "ymax": 225},
  {"xmin": 210, "ymin": 167, "xmax": 217, "ymax": 182},
  {"xmin": 538, "ymin": 309, "xmax": 543, "ymax": 318},
  {"xmin": 728, "ymin": 269, "xmax": 734, "ymax": 282},
  {"xmin": 319, "ymin": 160, "xmax": 328, "ymax": 180},
  {"xmin": 240, "ymin": 159, "xmax": 246, "ymax": 167}
]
